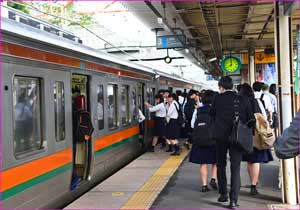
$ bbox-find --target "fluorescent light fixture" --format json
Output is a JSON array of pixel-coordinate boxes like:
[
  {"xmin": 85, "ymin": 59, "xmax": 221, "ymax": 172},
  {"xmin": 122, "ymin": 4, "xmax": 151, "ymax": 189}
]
[
  {"xmin": 209, "ymin": 57, "xmax": 217, "ymax": 62},
  {"xmin": 185, "ymin": 48, "xmax": 189, "ymax": 53}
]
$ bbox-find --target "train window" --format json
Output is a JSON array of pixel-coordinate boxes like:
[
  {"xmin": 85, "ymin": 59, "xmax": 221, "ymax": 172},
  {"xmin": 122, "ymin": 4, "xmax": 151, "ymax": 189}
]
[
  {"xmin": 107, "ymin": 84, "xmax": 118, "ymax": 129},
  {"xmin": 13, "ymin": 76, "xmax": 44, "ymax": 157},
  {"xmin": 131, "ymin": 87, "xmax": 138, "ymax": 122},
  {"xmin": 97, "ymin": 85, "xmax": 104, "ymax": 130},
  {"xmin": 54, "ymin": 81, "xmax": 65, "ymax": 142},
  {"xmin": 121, "ymin": 85, "xmax": 130, "ymax": 126}
]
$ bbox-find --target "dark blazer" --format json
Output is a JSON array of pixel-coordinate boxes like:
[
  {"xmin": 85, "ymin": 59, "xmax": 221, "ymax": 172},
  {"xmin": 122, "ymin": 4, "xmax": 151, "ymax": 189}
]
[{"xmin": 210, "ymin": 91, "xmax": 255, "ymax": 140}]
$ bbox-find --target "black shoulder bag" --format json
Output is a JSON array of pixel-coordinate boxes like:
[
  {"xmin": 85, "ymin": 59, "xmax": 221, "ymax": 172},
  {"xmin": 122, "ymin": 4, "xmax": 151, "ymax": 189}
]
[{"xmin": 229, "ymin": 97, "xmax": 253, "ymax": 154}]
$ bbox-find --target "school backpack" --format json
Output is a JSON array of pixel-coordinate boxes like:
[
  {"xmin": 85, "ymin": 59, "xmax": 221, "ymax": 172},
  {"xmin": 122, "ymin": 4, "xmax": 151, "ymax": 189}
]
[
  {"xmin": 253, "ymin": 113, "xmax": 275, "ymax": 150},
  {"xmin": 174, "ymin": 102, "xmax": 185, "ymax": 127},
  {"xmin": 74, "ymin": 110, "xmax": 94, "ymax": 143},
  {"xmin": 192, "ymin": 106, "xmax": 215, "ymax": 147}
]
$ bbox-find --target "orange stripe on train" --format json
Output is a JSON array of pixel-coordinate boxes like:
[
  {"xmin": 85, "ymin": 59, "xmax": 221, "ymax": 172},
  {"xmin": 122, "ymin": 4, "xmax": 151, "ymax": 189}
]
[
  {"xmin": 94, "ymin": 126, "xmax": 139, "ymax": 152},
  {"xmin": 0, "ymin": 148, "xmax": 72, "ymax": 192},
  {"xmin": 2, "ymin": 42, "xmax": 151, "ymax": 80}
]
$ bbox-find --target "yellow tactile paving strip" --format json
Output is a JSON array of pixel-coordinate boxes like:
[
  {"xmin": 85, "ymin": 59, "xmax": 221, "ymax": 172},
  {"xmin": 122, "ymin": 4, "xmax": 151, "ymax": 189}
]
[{"xmin": 121, "ymin": 149, "xmax": 189, "ymax": 209}]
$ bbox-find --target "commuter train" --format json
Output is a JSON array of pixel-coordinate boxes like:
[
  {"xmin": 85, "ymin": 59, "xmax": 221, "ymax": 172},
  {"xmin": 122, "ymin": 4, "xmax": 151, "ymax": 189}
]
[{"xmin": 1, "ymin": 8, "xmax": 204, "ymax": 209}]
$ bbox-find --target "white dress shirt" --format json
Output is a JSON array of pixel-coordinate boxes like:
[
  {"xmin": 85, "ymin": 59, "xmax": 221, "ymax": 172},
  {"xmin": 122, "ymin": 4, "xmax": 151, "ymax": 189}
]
[
  {"xmin": 149, "ymin": 102, "xmax": 167, "ymax": 117},
  {"xmin": 259, "ymin": 91, "xmax": 274, "ymax": 113},
  {"xmin": 191, "ymin": 109, "xmax": 197, "ymax": 129},
  {"xmin": 167, "ymin": 101, "xmax": 179, "ymax": 119},
  {"xmin": 254, "ymin": 91, "xmax": 268, "ymax": 119},
  {"xmin": 265, "ymin": 91, "xmax": 277, "ymax": 113}
]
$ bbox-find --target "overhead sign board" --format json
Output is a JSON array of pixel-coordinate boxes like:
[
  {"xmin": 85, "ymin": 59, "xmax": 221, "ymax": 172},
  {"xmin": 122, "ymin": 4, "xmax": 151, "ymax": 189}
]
[
  {"xmin": 243, "ymin": 52, "xmax": 275, "ymax": 64},
  {"xmin": 156, "ymin": 35, "xmax": 186, "ymax": 49}
]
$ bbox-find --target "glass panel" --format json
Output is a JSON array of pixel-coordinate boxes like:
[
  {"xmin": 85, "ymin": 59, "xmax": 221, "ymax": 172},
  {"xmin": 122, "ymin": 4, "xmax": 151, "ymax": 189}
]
[
  {"xmin": 121, "ymin": 85, "xmax": 130, "ymax": 126},
  {"xmin": 97, "ymin": 85, "xmax": 104, "ymax": 130},
  {"xmin": 54, "ymin": 81, "xmax": 65, "ymax": 142},
  {"xmin": 13, "ymin": 76, "xmax": 43, "ymax": 157},
  {"xmin": 107, "ymin": 84, "xmax": 118, "ymax": 129},
  {"xmin": 132, "ymin": 87, "xmax": 138, "ymax": 122}
]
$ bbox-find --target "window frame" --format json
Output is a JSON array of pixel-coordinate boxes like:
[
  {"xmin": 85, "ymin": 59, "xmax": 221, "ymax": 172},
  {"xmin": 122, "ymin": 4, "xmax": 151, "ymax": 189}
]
[
  {"xmin": 12, "ymin": 75, "xmax": 45, "ymax": 159},
  {"xmin": 96, "ymin": 84, "xmax": 105, "ymax": 130},
  {"xmin": 121, "ymin": 84, "xmax": 130, "ymax": 127},
  {"xmin": 54, "ymin": 81, "xmax": 66, "ymax": 142},
  {"xmin": 107, "ymin": 83, "xmax": 119, "ymax": 130}
]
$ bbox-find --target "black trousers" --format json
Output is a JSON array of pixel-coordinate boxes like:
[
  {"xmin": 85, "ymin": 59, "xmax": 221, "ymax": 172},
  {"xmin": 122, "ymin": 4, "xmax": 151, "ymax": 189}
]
[{"xmin": 216, "ymin": 139, "xmax": 243, "ymax": 203}]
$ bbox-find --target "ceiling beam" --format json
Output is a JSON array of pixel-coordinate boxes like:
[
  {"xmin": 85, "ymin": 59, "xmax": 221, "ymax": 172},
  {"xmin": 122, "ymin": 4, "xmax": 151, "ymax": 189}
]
[
  {"xmin": 258, "ymin": 9, "xmax": 274, "ymax": 40},
  {"xmin": 284, "ymin": 1, "xmax": 300, "ymax": 16},
  {"xmin": 199, "ymin": 1, "xmax": 223, "ymax": 59},
  {"xmin": 242, "ymin": 3, "xmax": 255, "ymax": 39}
]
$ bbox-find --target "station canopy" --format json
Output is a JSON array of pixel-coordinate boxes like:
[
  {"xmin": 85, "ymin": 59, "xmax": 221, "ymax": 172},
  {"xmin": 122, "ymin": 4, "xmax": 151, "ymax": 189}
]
[{"xmin": 123, "ymin": 1, "xmax": 300, "ymax": 76}]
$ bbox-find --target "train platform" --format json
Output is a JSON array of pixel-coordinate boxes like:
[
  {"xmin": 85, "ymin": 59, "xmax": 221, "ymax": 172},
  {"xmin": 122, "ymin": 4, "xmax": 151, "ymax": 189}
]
[
  {"xmin": 64, "ymin": 146, "xmax": 189, "ymax": 209},
  {"xmin": 63, "ymin": 143, "xmax": 295, "ymax": 210}
]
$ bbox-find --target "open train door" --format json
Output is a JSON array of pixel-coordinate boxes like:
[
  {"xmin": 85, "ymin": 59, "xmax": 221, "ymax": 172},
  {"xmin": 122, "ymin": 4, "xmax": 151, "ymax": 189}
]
[
  {"xmin": 137, "ymin": 82, "xmax": 146, "ymax": 150},
  {"xmin": 71, "ymin": 74, "xmax": 93, "ymax": 190}
]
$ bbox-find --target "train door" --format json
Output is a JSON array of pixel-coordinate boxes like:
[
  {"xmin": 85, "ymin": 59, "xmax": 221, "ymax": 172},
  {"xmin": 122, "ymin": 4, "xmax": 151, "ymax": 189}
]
[
  {"xmin": 71, "ymin": 74, "xmax": 93, "ymax": 188},
  {"xmin": 137, "ymin": 82, "xmax": 146, "ymax": 148}
]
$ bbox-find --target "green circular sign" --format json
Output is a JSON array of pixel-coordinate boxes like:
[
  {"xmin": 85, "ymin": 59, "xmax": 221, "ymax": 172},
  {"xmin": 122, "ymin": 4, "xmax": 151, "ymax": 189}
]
[{"xmin": 220, "ymin": 56, "xmax": 242, "ymax": 73}]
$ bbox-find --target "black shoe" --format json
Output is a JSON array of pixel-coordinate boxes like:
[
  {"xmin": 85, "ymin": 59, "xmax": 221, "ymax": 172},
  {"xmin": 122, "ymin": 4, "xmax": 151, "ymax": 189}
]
[
  {"xmin": 210, "ymin": 178, "xmax": 218, "ymax": 190},
  {"xmin": 148, "ymin": 146, "xmax": 154, "ymax": 152},
  {"xmin": 166, "ymin": 144, "xmax": 173, "ymax": 152},
  {"xmin": 171, "ymin": 144, "xmax": 181, "ymax": 156},
  {"xmin": 228, "ymin": 201, "xmax": 239, "ymax": 209},
  {"xmin": 217, "ymin": 194, "xmax": 228, "ymax": 202},
  {"xmin": 170, "ymin": 150, "xmax": 181, "ymax": 156},
  {"xmin": 184, "ymin": 142, "xmax": 190, "ymax": 150},
  {"xmin": 250, "ymin": 185, "xmax": 258, "ymax": 195},
  {"xmin": 202, "ymin": 185, "xmax": 210, "ymax": 192}
]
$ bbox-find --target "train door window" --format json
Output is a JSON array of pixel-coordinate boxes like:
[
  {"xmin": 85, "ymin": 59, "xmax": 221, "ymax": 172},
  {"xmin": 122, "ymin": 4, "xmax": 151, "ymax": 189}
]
[
  {"xmin": 54, "ymin": 81, "xmax": 65, "ymax": 142},
  {"xmin": 13, "ymin": 76, "xmax": 44, "ymax": 158},
  {"xmin": 146, "ymin": 88, "xmax": 152, "ymax": 120},
  {"xmin": 121, "ymin": 85, "xmax": 130, "ymax": 126},
  {"xmin": 107, "ymin": 84, "xmax": 118, "ymax": 129},
  {"xmin": 97, "ymin": 85, "xmax": 104, "ymax": 130},
  {"xmin": 131, "ymin": 87, "xmax": 138, "ymax": 122}
]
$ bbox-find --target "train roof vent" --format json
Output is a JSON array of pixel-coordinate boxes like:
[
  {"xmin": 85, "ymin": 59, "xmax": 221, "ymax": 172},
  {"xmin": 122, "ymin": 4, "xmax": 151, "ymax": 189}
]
[{"xmin": 2, "ymin": 5, "xmax": 83, "ymax": 44}]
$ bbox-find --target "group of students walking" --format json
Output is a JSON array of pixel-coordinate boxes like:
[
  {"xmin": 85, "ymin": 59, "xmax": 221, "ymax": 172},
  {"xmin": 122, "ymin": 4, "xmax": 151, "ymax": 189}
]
[{"xmin": 145, "ymin": 76, "xmax": 282, "ymax": 209}]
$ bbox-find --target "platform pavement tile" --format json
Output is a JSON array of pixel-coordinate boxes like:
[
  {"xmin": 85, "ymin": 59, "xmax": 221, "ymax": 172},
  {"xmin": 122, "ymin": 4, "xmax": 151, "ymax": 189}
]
[{"xmin": 65, "ymin": 191, "xmax": 132, "ymax": 209}]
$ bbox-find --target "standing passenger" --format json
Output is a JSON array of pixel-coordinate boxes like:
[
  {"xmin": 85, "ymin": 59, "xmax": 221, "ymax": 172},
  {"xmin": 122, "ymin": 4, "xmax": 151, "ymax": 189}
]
[
  {"xmin": 240, "ymin": 83, "xmax": 273, "ymax": 195},
  {"xmin": 145, "ymin": 94, "xmax": 166, "ymax": 152},
  {"xmin": 165, "ymin": 93, "xmax": 181, "ymax": 155},
  {"xmin": 183, "ymin": 89, "xmax": 197, "ymax": 149},
  {"xmin": 210, "ymin": 76, "xmax": 255, "ymax": 208},
  {"xmin": 269, "ymin": 84, "xmax": 278, "ymax": 130},
  {"xmin": 189, "ymin": 90, "xmax": 218, "ymax": 192}
]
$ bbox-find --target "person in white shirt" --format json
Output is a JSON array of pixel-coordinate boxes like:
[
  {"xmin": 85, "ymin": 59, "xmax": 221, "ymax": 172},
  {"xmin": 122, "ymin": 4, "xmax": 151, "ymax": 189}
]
[
  {"xmin": 145, "ymin": 94, "xmax": 167, "ymax": 152},
  {"xmin": 253, "ymin": 82, "xmax": 273, "ymax": 124},
  {"xmin": 269, "ymin": 84, "xmax": 278, "ymax": 129},
  {"xmin": 165, "ymin": 93, "xmax": 181, "ymax": 156}
]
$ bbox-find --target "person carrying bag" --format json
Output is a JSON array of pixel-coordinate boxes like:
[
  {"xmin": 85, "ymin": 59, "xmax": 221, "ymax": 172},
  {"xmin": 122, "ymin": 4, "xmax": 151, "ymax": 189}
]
[{"xmin": 229, "ymin": 97, "xmax": 255, "ymax": 154}]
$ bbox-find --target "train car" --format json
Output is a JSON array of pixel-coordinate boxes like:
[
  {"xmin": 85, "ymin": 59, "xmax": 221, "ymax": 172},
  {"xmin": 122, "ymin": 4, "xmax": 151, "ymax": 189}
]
[{"xmin": 0, "ymin": 8, "xmax": 204, "ymax": 209}]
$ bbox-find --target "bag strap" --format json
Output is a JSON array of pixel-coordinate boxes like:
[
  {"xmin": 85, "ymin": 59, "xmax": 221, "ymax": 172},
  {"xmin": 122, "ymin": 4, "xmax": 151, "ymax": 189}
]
[
  {"xmin": 174, "ymin": 102, "xmax": 179, "ymax": 114},
  {"xmin": 233, "ymin": 96, "xmax": 240, "ymax": 123}
]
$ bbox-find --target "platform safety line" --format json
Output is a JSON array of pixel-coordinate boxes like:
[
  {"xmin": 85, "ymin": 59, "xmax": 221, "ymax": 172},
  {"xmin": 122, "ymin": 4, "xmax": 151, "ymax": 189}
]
[{"xmin": 120, "ymin": 149, "xmax": 189, "ymax": 210}]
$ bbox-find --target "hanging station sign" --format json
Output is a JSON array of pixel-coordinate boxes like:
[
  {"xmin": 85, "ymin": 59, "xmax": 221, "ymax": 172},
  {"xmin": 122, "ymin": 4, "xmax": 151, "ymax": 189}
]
[
  {"xmin": 243, "ymin": 52, "xmax": 275, "ymax": 64},
  {"xmin": 156, "ymin": 34, "xmax": 186, "ymax": 49}
]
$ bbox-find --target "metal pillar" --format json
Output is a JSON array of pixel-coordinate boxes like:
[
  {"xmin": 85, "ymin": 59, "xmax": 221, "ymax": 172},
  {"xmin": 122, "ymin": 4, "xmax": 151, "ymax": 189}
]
[
  {"xmin": 248, "ymin": 42, "xmax": 256, "ymax": 85},
  {"xmin": 274, "ymin": 2, "xmax": 298, "ymax": 205}
]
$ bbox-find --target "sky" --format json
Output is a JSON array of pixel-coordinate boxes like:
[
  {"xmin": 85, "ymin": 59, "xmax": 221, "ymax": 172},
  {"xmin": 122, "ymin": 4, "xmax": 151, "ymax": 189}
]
[{"xmin": 28, "ymin": 1, "xmax": 218, "ymax": 89}]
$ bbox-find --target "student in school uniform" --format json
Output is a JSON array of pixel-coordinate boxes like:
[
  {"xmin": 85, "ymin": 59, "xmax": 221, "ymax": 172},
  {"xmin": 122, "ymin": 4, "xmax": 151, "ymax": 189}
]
[
  {"xmin": 145, "ymin": 94, "xmax": 167, "ymax": 152},
  {"xmin": 189, "ymin": 90, "xmax": 218, "ymax": 192},
  {"xmin": 165, "ymin": 93, "xmax": 181, "ymax": 155}
]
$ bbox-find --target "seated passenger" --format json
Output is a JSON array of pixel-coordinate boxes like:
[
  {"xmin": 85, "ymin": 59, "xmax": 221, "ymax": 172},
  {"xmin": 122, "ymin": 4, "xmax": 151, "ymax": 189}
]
[
  {"xmin": 189, "ymin": 90, "xmax": 217, "ymax": 192},
  {"xmin": 145, "ymin": 94, "xmax": 166, "ymax": 152}
]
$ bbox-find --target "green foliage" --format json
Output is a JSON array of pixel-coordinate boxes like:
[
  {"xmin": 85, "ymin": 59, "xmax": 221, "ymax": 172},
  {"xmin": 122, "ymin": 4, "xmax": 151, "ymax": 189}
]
[{"xmin": 7, "ymin": 1, "xmax": 30, "ymax": 14}]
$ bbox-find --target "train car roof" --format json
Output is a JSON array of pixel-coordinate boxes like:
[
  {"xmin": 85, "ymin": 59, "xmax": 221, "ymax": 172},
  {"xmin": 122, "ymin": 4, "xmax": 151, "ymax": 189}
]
[{"xmin": 1, "ymin": 8, "xmax": 205, "ymax": 87}]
